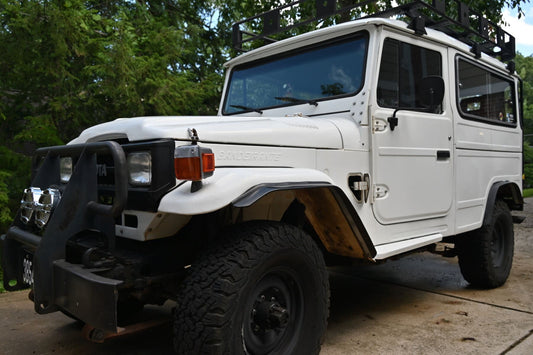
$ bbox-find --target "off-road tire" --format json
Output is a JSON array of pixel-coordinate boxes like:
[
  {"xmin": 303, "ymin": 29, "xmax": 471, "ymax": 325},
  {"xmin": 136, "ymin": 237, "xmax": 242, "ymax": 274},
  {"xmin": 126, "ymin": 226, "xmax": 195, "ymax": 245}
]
[
  {"xmin": 173, "ymin": 221, "xmax": 329, "ymax": 355},
  {"xmin": 457, "ymin": 200, "xmax": 514, "ymax": 288}
]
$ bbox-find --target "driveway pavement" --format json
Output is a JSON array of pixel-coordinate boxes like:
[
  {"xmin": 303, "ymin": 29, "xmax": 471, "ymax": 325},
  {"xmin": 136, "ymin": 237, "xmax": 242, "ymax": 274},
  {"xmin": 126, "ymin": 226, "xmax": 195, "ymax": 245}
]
[{"xmin": 1, "ymin": 199, "xmax": 532, "ymax": 354}]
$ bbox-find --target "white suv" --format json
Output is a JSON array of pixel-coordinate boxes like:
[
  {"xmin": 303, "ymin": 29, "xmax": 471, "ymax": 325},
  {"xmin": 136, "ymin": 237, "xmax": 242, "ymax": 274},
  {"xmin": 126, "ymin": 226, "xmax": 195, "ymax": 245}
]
[{"xmin": 2, "ymin": 1, "xmax": 524, "ymax": 354}]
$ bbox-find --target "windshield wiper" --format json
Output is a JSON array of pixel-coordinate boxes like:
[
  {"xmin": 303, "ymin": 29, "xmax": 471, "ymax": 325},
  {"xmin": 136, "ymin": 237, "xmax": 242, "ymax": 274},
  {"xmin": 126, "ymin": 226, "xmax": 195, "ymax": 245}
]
[
  {"xmin": 275, "ymin": 96, "xmax": 318, "ymax": 106},
  {"xmin": 230, "ymin": 104, "xmax": 263, "ymax": 114}
]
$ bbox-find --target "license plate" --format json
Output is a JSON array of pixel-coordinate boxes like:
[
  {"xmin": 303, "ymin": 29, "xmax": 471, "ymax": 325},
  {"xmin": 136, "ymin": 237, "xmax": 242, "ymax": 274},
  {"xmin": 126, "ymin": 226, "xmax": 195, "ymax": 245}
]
[{"xmin": 22, "ymin": 252, "xmax": 34, "ymax": 286}]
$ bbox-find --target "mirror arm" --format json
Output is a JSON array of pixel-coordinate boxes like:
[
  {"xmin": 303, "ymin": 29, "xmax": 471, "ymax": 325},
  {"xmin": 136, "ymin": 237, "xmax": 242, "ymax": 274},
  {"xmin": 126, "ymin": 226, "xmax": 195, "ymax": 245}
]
[{"xmin": 387, "ymin": 109, "xmax": 401, "ymax": 131}]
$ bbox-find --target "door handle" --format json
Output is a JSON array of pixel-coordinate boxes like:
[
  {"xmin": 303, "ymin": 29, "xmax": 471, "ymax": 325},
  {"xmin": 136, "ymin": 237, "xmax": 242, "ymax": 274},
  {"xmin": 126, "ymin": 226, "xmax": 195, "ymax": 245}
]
[{"xmin": 437, "ymin": 150, "xmax": 450, "ymax": 160}]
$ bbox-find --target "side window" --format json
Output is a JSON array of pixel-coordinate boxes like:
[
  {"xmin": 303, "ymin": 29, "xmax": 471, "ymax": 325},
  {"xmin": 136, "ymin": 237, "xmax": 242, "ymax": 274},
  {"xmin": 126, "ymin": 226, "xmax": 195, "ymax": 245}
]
[
  {"xmin": 377, "ymin": 38, "xmax": 442, "ymax": 111},
  {"xmin": 457, "ymin": 58, "xmax": 516, "ymax": 125}
]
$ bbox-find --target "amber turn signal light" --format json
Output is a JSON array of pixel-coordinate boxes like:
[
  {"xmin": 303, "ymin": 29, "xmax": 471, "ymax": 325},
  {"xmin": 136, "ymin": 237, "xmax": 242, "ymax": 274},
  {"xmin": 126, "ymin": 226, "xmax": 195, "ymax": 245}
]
[{"xmin": 174, "ymin": 144, "xmax": 215, "ymax": 181}]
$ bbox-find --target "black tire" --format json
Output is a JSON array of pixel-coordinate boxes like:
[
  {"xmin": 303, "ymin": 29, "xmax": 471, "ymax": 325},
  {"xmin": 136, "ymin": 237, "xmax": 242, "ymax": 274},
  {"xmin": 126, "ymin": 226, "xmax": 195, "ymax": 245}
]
[
  {"xmin": 173, "ymin": 221, "xmax": 329, "ymax": 355},
  {"xmin": 457, "ymin": 200, "xmax": 514, "ymax": 288}
]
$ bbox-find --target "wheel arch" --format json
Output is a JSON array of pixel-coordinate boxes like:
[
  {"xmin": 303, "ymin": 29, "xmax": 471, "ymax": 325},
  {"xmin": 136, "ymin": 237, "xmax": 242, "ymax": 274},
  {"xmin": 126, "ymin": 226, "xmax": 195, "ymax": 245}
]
[
  {"xmin": 483, "ymin": 181, "xmax": 523, "ymax": 226},
  {"xmin": 232, "ymin": 183, "xmax": 376, "ymax": 260}
]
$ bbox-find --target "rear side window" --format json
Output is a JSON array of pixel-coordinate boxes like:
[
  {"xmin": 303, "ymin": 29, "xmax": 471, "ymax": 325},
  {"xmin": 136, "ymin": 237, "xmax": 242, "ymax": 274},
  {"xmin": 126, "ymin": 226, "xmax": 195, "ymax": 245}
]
[
  {"xmin": 377, "ymin": 38, "xmax": 442, "ymax": 111},
  {"xmin": 457, "ymin": 58, "xmax": 516, "ymax": 126}
]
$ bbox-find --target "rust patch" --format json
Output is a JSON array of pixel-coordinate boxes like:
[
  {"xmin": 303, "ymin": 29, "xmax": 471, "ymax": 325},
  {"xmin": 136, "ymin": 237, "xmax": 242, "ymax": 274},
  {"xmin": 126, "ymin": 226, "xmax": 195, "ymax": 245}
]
[{"xmin": 295, "ymin": 188, "xmax": 365, "ymax": 258}]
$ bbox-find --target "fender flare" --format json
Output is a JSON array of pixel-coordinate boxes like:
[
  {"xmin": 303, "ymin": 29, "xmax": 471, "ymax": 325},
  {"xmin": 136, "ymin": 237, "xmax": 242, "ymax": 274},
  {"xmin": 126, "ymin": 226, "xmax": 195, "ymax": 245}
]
[
  {"xmin": 157, "ymin": 167, "xmax": 376, "ymax": 259},
  {"xmin": 158, "ymin": 168, "xmax": 335, "ymax": 215},
  {"xmin": 483, "ymin": 181, "xmax": 523, "ymax": 226}
]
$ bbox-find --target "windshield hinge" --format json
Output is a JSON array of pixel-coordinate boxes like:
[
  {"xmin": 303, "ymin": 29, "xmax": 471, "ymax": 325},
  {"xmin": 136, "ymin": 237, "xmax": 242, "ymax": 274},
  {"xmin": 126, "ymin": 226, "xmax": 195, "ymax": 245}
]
[{"xmin": 372, "ymin": 118, "xmax": 387, "ymax": 133}]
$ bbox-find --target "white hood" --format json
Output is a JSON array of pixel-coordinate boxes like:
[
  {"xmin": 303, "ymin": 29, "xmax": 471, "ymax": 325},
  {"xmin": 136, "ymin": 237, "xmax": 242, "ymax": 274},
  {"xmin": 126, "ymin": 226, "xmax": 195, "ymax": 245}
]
[{"xmin": 70, "ymin": 115, "xmax": 343, "ymax": 149}]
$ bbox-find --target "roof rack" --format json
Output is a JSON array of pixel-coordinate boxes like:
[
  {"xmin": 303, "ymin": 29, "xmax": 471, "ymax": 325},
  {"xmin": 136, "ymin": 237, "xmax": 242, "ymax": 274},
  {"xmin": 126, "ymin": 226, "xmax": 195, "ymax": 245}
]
[{"xmin": 232, "ymin": 0, "xmax": 515, "ymax": 61}]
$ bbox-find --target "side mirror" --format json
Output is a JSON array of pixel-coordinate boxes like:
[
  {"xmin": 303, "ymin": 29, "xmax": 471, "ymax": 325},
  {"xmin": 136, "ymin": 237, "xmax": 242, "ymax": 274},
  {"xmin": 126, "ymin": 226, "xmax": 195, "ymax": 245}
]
[{"xmin": 419, "ymin": 76, "xmax": 445, "ymax": 111}]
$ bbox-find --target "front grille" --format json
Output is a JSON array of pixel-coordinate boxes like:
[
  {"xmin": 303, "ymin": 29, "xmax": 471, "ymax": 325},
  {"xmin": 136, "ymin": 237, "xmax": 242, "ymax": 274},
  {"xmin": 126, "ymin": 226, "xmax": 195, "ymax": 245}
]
[
  {"xmin": 96, "ymin": 155, "xmax": 116, "ymax": 186},
  {"xmin": 29, "ymin": 139, "xmax": 176, "ymax": 216},
  {"xmin": 97, "ymin": 139, "xmax": 176, "ymax": 211}
]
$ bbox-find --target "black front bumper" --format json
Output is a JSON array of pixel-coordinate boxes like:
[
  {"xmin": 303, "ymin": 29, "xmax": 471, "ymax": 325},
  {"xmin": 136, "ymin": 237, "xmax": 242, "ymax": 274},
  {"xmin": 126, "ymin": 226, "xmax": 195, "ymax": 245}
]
[
  {"xmin": 1, "ymin": 141, "xmax": 128, "ymax": 332},
  {"xmin": 54, "ymin": 259, "xmax": 122, "ymax": 331},
  {"xmin": 3, "ymin": 227, "xmax": 124, "ymax": 331}
]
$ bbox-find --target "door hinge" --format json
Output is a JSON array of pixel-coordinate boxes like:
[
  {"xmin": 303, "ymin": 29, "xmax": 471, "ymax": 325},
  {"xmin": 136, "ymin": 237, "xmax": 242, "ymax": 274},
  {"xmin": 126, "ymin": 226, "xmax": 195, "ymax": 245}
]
[
  {"xmin": 373, "ymin": 184, "xmax": 388, "ymax": 199},
  {"xmin": 349, "ymin": 173, "xmax": 370, "ymax": 203},
  {"xmin": 353, "ymin": 180, "xmax": 368, "ymax": 191}
]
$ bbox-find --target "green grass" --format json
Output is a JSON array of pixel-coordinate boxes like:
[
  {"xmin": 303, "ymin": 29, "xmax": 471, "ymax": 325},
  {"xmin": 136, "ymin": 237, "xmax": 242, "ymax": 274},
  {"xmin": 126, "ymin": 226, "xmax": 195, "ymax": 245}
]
[{"xmin": 524, "ymin": 188, "xmax": 533, "ymax": 198}]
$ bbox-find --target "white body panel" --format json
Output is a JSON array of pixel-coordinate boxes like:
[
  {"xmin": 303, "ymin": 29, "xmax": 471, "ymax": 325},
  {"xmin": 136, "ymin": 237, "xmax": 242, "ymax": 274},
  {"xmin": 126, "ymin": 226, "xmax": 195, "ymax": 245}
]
[
  {"xmin": 447, "ymin": 50, "xmax": 523, "ymax": 234},
  {"xmin": 71, "ymin": 115, "xmax": 343, "ymax": 149},
  {"xmin": 370, "ymin": 30, "xmax": 454, "ymax": 226},
  {"xmin": 371, "ymin": 109, "xmax": 453, "ymax": 224}
]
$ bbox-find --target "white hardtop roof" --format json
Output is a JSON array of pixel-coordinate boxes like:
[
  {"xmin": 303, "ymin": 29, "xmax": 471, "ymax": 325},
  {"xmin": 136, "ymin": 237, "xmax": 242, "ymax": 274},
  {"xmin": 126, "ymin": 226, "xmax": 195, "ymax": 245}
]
[{"xmin": 225, "ymin": 17, "xmax": 511, "ymax": 74}]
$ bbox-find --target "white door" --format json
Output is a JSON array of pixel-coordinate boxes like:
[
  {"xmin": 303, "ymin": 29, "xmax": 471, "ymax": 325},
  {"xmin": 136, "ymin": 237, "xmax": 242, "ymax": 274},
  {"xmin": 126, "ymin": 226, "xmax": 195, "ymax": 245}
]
[{"xmin": 371, "ymin": 36, "xmax": 453, "ymax": 225}]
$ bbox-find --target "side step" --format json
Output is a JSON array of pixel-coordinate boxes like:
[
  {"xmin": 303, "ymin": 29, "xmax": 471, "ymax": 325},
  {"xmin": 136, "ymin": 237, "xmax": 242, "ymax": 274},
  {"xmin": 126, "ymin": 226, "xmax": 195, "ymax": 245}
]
[{"xmin": 373, "ymin": 233, "xmax": 443, "ymax": 260}]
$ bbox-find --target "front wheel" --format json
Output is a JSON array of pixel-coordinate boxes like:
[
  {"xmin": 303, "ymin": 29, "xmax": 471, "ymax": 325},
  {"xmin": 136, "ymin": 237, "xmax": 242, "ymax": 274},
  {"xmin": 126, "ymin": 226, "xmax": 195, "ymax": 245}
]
[
  {"xmin": 457, "ymin": 200, "xmax": 514, "ymax": 288},
  {"xmin": 173, "ymin": 221, "xmax": 329, "ymax": 355}
]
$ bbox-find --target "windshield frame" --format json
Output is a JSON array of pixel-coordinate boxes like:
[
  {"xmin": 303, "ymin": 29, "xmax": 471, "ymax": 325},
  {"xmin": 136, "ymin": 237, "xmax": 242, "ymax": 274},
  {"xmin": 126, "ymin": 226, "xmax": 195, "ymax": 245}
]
[{"xmin": 222, "ymin": 31, "xmax": 369, "ymax": 115}]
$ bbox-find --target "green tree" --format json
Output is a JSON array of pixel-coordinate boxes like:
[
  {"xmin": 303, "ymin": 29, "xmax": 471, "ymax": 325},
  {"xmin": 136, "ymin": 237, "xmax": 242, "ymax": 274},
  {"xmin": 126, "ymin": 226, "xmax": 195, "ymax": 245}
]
[
  {"xmin": 515, "ymin": 52, "xmax": 533, "ymax": 188},
  {"xmin": 0, "ymin": 0, "xmax": 227, "ymax": 234},
  {"xmin": 515, "ymin": 53, "xmax": 533, "ymax": 141}
]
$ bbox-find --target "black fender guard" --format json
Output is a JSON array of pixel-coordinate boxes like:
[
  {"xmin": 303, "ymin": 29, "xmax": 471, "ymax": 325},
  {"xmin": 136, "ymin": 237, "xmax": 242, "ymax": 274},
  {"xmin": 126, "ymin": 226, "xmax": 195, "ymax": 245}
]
[{"xmin": 483, "ymin": 181, "xmax": 523, "ymax": 226}]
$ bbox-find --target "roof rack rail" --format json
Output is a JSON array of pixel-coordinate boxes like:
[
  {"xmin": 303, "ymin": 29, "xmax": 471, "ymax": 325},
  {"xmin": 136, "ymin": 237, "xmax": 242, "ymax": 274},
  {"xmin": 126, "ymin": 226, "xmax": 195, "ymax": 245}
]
[{"xmin": 232, "ymin": 0, "xmax": 515, "ymax": 61}]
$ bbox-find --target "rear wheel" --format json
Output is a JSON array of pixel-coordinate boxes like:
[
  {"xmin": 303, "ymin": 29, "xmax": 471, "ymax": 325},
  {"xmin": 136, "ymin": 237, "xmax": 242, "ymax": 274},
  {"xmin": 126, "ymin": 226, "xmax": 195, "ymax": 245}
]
[
  {"xmin": 457, "ymin": 200, "xmax": 514, "ymax": 288},
  {"xmin": 173, "ymin": 221, "xmax": 329, "ymax": 354}
]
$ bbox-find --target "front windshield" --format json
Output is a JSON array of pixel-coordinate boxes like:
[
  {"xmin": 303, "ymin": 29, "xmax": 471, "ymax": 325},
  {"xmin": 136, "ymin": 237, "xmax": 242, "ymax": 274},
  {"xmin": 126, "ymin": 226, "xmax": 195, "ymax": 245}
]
[{"xmin": 223, "ymin": 33, "xmax": 368, "ymax": 114}]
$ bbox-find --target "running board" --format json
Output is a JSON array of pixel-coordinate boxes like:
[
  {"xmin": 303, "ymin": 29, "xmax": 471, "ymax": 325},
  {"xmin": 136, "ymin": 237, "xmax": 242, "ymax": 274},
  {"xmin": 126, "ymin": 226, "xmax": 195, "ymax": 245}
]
[{"xmin": 373, "ymin": 233, "xmax": 443, "ymax": 260}]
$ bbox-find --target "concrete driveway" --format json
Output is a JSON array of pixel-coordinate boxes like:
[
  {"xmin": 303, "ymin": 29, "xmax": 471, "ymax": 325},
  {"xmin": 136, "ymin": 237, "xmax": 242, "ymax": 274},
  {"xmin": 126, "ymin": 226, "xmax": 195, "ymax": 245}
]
[{"xmin": 1, "ymin": 199, "xmax": 532, "ymax": 354}]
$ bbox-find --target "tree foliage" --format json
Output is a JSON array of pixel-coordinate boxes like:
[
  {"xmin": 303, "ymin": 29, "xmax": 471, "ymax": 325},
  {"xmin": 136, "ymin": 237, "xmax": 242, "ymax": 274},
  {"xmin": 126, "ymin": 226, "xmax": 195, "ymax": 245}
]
[
  {"xmin": 515, "ymin": 52, "xmax": 533, "ymax": 187},
  {"xmin": 0, "ymin": 0, "xmax": 232, "ymax": 233},
  {"xmin": 0, "ymin": 0, "xmax": 226, "ymax": 141},
  {"xmin": 516, "ymin": 53, "xmax": 533, "ymax": 140},
  {"xmin": 0, "ymin": 0, "xmax": 531, "ymax": 235}
]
